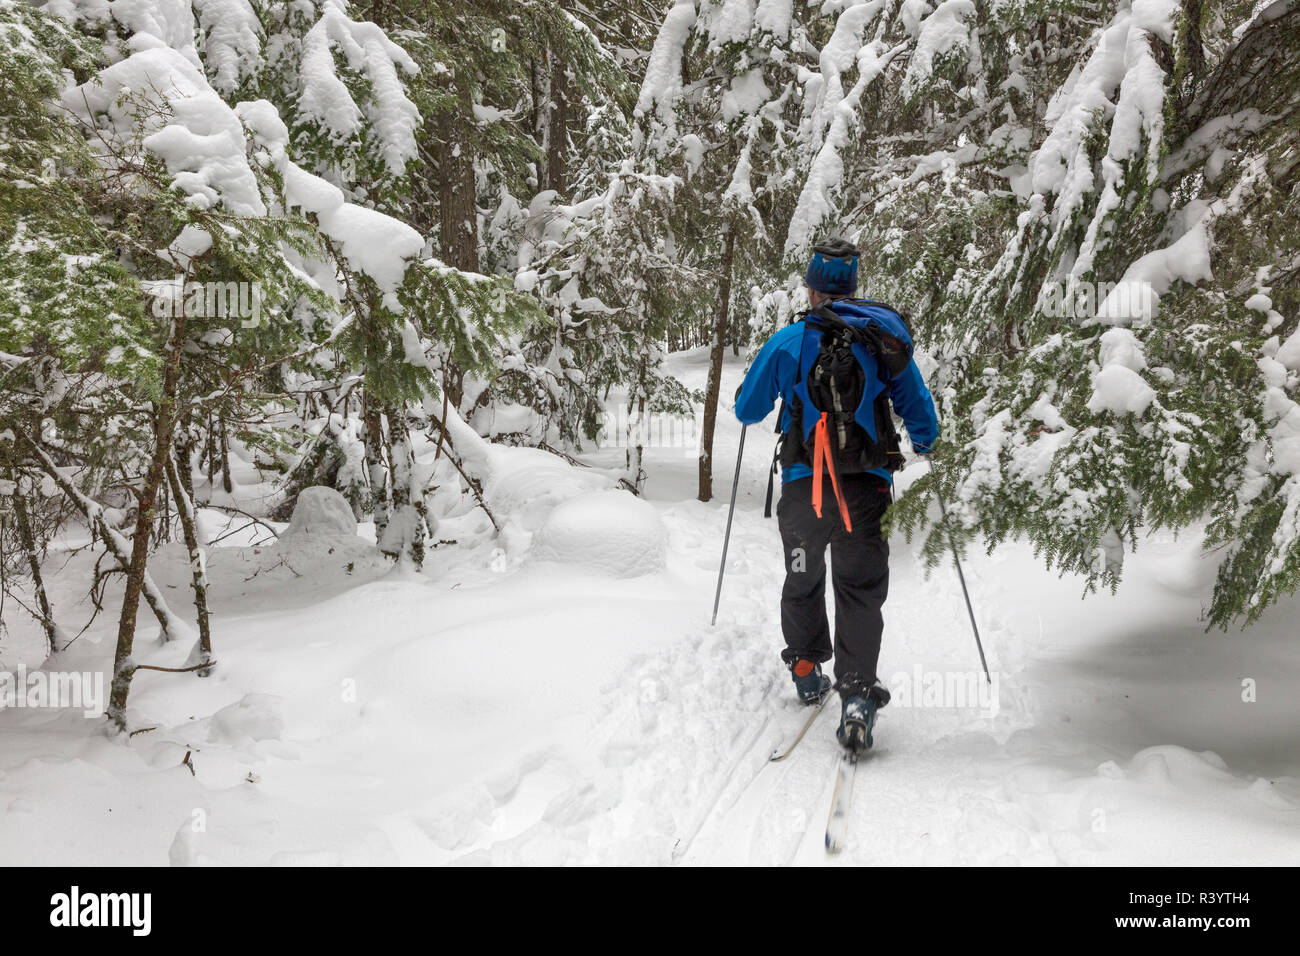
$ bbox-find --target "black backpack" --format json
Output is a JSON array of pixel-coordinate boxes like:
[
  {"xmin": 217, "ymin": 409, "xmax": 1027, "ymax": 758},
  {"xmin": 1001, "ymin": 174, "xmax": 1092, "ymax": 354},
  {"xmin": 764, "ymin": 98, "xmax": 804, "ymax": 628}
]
[{"xmin": 763, "ymin": 302, "xmax": 911, "ymax": 518}]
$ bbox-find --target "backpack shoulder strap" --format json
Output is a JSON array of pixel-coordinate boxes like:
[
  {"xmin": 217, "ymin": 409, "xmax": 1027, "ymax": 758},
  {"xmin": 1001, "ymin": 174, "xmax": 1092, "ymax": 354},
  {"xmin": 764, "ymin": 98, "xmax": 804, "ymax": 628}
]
[{"xmin": 807, "ymin": 303, "xmax": 851, "ymax": 334}]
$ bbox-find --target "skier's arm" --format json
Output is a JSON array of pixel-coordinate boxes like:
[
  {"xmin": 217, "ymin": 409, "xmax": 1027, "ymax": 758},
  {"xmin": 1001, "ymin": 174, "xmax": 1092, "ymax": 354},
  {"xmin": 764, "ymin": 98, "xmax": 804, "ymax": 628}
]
[
  {"xmin": 734, "ymin": 331, "xmax": 795, "ymax": 426},
  {"xmin": 888, "ymin": 360, "xmax": 939, "ymax": 454}
]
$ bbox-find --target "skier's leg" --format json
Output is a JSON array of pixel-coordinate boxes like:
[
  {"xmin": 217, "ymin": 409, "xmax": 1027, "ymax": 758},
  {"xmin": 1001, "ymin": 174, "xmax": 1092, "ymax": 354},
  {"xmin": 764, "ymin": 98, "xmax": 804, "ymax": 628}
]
[
  {"xmin": 777, "ymin": 476, "xmax": 833, "ymax": 668},
  {"xmin": 829, "ymin": 475, "xmax": 892, "ymax": 697}
]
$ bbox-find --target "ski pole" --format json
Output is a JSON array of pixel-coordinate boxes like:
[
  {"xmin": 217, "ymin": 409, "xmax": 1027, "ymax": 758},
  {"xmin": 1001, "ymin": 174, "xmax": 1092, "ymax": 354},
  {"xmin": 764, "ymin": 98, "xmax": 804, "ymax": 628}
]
[
  {"xmin": 711, "ymin": 424, "xmax": 747, "ymax": 626},
  {"xmin": 928, "ymin": 457, "xmax": 990, "ymax": 684}
]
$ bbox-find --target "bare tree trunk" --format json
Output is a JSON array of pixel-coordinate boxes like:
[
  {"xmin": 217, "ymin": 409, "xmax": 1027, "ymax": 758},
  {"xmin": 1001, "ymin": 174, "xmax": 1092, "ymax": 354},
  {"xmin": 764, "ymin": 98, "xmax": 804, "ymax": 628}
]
[
  {"xmin": 547, "ymin": 47, "xmax": 569, "ymax": 197},
  {"xmin": 363, "ymin": 395, "xmax": 390, "ymax": 543},
  {"xmin": 437, "ymin": 77, "xmax": 478, "ymax": 409},
  {"xmin": 437, "ymin": 81, "xmax": 479, "ymax": 271},
  {"xmin": 107, "ymin": 310, "xmax": 187, "ymax": 732},
  {"xmin": 160, "ymin": 479, "xmax": 171, "ymax": 544},
  {"xmin": 379, "ymin": 406, "xmax": 426, "ymax": 568},
  {"xmin": 698, "ymin": 222, "xmax": 736, "ymax": 503},
  {"xmin": 165, "ymin": 437, "xmax": 213, "ymax": 673},
  {"xmin": 217, "ymin": 416, "xmax": 233, "ymax": 494},
  {"xmin": 532, "ymin": 55, "xmax": 552, "ymax": 186},
  {"xmin": 11, "ymin": 479, "xmax": 57, "ymax": 657},
  {"xmin": 205, "ymin": 412, "xmax": 217, "ymax": 488},
  {"xmin": 626, "ymin": 340, "xmax": 650, "ymax": 494}
]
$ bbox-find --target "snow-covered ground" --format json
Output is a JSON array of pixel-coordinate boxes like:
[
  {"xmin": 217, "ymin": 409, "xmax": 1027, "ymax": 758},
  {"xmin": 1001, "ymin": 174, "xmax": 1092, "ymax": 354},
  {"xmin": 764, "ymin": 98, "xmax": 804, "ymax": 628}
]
[{"xmin": 1, "ymin": 349, "xmax": 1297, "ymax": 865}]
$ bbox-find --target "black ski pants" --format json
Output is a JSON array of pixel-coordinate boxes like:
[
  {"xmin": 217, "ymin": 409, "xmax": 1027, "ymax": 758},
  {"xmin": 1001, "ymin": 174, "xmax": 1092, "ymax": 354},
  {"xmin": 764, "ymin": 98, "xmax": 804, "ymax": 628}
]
[{"xmin": 776, "ymin": 472, "xmax": 891, "ymax": 698}]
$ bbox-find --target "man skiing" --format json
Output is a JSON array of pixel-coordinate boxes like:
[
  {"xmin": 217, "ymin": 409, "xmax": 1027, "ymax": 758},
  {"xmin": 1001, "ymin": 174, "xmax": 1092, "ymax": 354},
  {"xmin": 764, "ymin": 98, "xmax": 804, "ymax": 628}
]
[{"xmin": 734, "ymin": 239, "xmax": 939, "ymax": 753}]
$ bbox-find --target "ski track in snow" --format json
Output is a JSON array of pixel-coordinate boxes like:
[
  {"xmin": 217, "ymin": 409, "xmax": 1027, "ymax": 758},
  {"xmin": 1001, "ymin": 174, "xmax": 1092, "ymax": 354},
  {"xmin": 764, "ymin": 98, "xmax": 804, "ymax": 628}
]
[{"xmin": 1, "ymin": 350, "xmax": 1298, "ymax": 866}]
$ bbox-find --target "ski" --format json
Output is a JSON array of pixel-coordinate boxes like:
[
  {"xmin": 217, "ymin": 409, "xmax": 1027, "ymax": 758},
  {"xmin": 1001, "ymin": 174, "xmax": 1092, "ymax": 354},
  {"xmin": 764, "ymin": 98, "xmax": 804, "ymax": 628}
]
[
  {"xmin": 768, "ymin": 691, "xmax": 834, "ymax": 762},
  {"xmin": 824, "ymin": 749, "xmax": 859, "ymax": 853}
]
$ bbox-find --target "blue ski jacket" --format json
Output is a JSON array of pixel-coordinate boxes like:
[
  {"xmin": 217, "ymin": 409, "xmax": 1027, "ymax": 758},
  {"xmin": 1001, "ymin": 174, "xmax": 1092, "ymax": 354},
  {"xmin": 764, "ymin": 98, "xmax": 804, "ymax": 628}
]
[{"xmin": 734, "ymin": 299, "xmax": 939, "ymax": 483}]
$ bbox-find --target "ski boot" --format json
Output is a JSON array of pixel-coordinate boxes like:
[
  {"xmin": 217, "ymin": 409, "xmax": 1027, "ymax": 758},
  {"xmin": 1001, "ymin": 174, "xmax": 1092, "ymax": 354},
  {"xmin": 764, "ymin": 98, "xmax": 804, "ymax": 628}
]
[
  {"xmin": 790, "ymin": 659, "xmax": 832, "ymax": 705},
  {"xmin": 836, "ymin": 683, "xmax": 890, "ymax": 753}
]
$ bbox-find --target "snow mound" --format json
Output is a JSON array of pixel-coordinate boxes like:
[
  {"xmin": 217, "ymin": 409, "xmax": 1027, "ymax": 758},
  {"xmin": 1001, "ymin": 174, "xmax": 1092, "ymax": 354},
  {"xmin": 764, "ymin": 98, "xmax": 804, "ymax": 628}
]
[
  {"xmin": 484, "ymin": 446, "xmax": 617, "ymax": 533},
  {"xmin": 283, "ymin": 486, "xmax": 357, "ymax": 538},
  {"xmin": 207, "ymin": 694, "xmax": 284, "ymax": 744},
  {"xmin": 531, "ymin": 491, "xmax": 666, "ymax": 577}
]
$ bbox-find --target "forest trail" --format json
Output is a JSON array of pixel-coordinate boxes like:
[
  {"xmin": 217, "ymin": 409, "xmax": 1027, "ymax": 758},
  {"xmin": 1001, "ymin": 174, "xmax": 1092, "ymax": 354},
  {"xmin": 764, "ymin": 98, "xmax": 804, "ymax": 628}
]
[{"xmin": 429, "ymin": 350, "xmax": 1300, "ymax": 865}]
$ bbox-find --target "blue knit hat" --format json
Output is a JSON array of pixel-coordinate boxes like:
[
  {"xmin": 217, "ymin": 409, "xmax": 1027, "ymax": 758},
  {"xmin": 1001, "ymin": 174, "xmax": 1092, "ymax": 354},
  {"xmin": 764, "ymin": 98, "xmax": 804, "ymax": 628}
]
[{"xmin": 805, "ymin": 239, "xmax": 859, "ymax": 296}]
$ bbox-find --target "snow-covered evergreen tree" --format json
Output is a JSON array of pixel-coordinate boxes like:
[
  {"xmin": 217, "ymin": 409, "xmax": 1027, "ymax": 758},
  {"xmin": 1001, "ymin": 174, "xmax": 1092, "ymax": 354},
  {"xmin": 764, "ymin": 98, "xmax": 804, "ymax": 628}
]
[
  {"xmin": 869, "ymin": 1, "xmax": 1300, "ymax": 629},
  {"xmin": 1, "ymin": 0, "xmax": 543, "ymax": 728}
]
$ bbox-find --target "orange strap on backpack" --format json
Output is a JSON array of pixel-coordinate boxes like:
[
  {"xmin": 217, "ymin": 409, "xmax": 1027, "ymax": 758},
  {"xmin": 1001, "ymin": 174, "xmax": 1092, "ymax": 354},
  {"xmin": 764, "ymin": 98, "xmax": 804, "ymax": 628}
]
[{"xmin": 811, "ymin": 412, "xmax": 853, "ymax": 532}]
